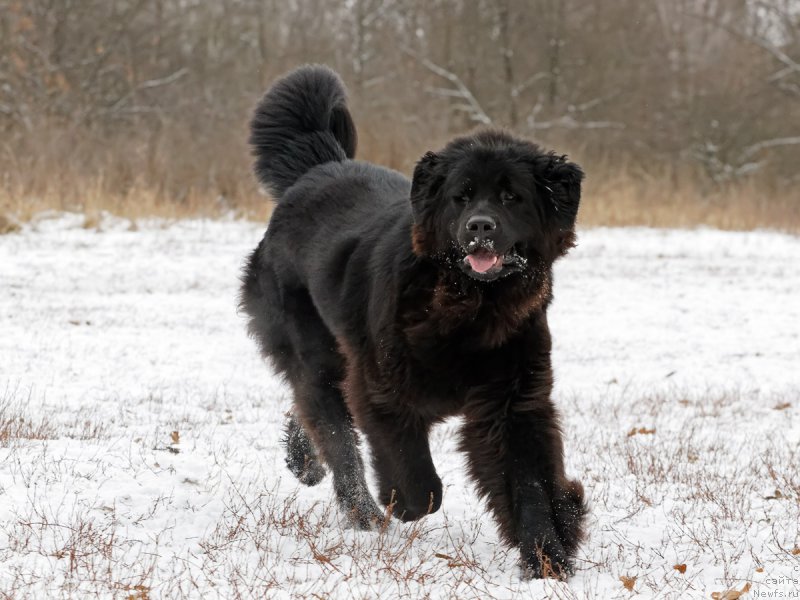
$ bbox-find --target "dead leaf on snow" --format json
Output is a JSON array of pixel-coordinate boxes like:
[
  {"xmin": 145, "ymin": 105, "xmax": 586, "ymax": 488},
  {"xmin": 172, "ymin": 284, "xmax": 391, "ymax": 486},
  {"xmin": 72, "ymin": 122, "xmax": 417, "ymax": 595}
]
[
  {"xmin": 711, "ymin": 582, "xmax": 751, "ymax": 600},
  {"xmin": 620, "ymin": 575, "xmax": 636, "ymax": 591},
  {"xmin": 673, "ymin": 563, "xmax": 687, "ymax": 573},
  {"xmin": 124, "ymin": 584, "xmax": 150, "ymax": 600},
  {"xmin": 627, "ymin": 427, "xmax": 656, "ymax": 437}
]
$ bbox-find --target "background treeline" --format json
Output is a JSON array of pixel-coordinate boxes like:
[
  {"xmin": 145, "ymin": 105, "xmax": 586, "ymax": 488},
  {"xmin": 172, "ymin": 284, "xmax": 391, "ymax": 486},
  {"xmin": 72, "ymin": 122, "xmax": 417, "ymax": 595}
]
[{"xmin": 1, "ymin": 0, "xmax": 798, "ymax": 229}]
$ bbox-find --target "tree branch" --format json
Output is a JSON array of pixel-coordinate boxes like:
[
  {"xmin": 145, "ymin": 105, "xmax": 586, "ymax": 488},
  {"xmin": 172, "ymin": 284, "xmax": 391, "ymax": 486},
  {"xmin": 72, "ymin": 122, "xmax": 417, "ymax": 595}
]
[
  {"xmin": 739, "ymin": 136, "xmax": 800, "ymax": 161},
  {"xmin": 683, "ymin": 10, "xmax": 800, "ymax": 78},
  {"xmin": 403, "ymin": 48, "xmax": 492, "ymax": 125}
]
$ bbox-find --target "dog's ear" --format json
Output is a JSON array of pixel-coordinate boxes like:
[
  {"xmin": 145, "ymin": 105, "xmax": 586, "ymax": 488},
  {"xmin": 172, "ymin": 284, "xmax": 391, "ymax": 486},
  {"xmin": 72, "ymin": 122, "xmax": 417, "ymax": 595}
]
[
  {"xmin": 533, "ymin": 154, "xmax": 584, "ymax": 254},
  {"xmin": 536, "ymin": 154, "xmax": 584, "ymax": 228},
  {"xmin": 410, "ymin": 151, "xmax": 443, "ymax": 221}
]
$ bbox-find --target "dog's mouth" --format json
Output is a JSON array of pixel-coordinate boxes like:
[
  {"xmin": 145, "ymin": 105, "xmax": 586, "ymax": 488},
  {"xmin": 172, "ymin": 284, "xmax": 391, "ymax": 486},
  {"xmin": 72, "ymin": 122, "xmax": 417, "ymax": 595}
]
[
  {"xmin": 461, "ymin": 244, "xmax": 525, "ymax": 280},
  {"xmin": 465, "ymin": 248, "xmax": 501, "ymax": 274}
]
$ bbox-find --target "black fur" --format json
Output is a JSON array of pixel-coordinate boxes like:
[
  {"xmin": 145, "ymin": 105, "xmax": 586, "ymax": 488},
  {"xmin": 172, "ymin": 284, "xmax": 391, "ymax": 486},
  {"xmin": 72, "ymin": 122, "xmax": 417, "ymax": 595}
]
[
  {"xmin": 249, "ymin": 65, "xmax": 357, "ymax": 197},
  {"xmin": 282, "ymin": 413, "xmax": 326, "ymax": 486},
  {"xmin": 240, "ymin": 65, "xmax": 587, "ymax": 578}
]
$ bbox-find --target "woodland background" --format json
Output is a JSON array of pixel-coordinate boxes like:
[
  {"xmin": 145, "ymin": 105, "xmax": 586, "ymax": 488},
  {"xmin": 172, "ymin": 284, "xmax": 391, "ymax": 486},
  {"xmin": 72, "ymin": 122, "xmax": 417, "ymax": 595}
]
[{"xmin": 1, "ymin": 0, "xmax": 799, "ymax": 229}]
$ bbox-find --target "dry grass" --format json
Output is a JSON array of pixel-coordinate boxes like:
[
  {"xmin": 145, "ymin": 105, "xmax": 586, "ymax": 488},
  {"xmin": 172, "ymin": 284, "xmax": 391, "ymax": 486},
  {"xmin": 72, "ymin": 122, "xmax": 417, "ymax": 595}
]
[
  {"xmin": 0, "ymin": 388, "xmax": 55, "ymax": 447},
  {"xmin": 0, "ymin": 121, "xmax": 271, "ymax": 225},
  {"xmin": 0, "ymin": 397, "xmax": 109, "ymax": 449},
  {"xmin": 0, "ymin": 414, "xmax": 54, "ymax": 448},
  {"xmin": 0, "ymin": 178, "xmax": 271, "ymax": 225},
  {"xmin": 3, "ymin": 167, "xmax": 797, "ymax": 233},
  {"xmin": 2, "ymin": 385, "xmax": 797, "ymax": 599},
  {"xmin": 1, "ymin": 123, "xmax": 797, "ymax": 232},
  {"xmin": 0, "ymin": 213, "xmax": 22, "ymax": 235},
  {"xmin": 579, "ymin": 158, "xmax": 800, "ymax": 231}
]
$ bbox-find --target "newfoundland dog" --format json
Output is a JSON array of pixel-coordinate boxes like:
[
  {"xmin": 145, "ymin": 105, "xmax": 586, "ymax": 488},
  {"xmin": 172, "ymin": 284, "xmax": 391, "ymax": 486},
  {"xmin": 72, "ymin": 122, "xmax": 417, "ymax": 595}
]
[{"xmin": 240, "ymin": 65, "xmax": 587, "ymax": 579}]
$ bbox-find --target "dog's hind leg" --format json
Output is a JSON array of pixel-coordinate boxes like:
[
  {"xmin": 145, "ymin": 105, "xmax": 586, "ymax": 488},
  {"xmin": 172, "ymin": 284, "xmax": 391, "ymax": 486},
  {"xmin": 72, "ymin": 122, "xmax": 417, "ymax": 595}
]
[
  {"xmin": 242, "ymin": 261, "xmax": 382, "ymax": 529},
  {"xmin": 290, "ymin": 378, "xmax": 382, "ymax": 529},
  {"xmin": 281, "ymin": 290, "xmax": 383, "ymax": 529}
]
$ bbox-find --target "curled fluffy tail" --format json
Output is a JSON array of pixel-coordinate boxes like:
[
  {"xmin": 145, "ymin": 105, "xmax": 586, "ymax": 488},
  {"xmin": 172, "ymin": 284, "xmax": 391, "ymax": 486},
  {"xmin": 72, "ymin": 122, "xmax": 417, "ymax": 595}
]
[{"xmin": 249, "ymin": 65, "xmax": 357, "ymax": 199}]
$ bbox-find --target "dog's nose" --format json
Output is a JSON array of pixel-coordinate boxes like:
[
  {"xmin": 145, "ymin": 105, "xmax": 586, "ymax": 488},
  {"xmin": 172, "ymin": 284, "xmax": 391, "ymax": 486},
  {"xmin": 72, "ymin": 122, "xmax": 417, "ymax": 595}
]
[{"xmin": 466, "ymin": 215, "xmax": 497, "ymax": 237}]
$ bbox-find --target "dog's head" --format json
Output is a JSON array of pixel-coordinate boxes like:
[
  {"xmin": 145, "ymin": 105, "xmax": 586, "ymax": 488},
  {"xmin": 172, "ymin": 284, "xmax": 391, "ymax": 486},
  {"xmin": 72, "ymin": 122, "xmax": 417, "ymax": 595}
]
[{"xmin": 410, "ymin": 131, "xmax": 583, "ymax": 282}]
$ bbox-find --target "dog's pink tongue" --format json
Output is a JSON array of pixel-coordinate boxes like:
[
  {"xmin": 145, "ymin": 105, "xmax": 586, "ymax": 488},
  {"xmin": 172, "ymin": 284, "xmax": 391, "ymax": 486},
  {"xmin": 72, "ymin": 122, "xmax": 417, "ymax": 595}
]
[{"xmin": 466, "ymin": 252, "xmax": 499, "ymax": 273}]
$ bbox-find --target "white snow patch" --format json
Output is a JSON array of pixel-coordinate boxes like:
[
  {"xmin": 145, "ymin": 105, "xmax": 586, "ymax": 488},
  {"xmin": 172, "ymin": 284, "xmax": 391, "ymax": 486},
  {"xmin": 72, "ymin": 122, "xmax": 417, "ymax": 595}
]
[{"xmin": 1, "ymin": 215, "xmax": 798, "ymax": 598}]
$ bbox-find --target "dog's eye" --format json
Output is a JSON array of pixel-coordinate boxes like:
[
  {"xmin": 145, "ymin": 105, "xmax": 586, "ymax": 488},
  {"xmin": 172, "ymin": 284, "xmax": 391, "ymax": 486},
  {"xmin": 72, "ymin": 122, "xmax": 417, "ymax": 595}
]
[
  {"xmin": 453, "ymin": 194, "xmax": 470, "ymax": 204},
  {"xmin": 500, "ymin": 191, "xmax": 518, "ymax": 204}
]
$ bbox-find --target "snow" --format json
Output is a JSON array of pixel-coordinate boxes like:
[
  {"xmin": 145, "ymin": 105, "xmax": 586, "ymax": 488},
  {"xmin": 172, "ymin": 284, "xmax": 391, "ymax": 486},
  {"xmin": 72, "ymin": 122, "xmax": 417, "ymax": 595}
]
[{"xmin": 1, "ymin": 213, "xmax": 798, "ymax": 599}]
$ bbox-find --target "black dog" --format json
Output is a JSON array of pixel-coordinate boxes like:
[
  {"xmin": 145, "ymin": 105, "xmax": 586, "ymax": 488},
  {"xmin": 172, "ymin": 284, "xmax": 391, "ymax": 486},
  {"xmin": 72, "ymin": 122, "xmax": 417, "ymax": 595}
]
[{"xmin": 240, "ymin": 65, "xmax": 587, "ymax": 578}]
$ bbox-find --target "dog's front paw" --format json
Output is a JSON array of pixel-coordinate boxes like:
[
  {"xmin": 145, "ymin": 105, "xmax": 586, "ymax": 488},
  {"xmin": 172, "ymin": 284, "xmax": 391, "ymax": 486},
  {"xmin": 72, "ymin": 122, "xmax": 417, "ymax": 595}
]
[
  {"xmin": 379, "ymin": 478, "xmax": 442, "ymax": 522},
  {"xmin": 341, "ymin": 495, "xmax": 385, "ymax": 531},
  {"xmin": 346, "ymin": 506, "xmax": 384, "ymax": 530},
  {"xmin": 520, "ymin": 540, "xmax": 573, "ymax": 581}
]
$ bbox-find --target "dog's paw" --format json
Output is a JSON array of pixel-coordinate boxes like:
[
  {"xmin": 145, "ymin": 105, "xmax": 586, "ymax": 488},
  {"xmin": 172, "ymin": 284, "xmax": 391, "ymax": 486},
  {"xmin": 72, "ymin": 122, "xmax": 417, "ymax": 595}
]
[
  {"xmin": 282, "ymin": 414, "xmax": 327, "ymax": 486},
  {"xmin": 551, "ymin": 478, "xmax": 587, "ymax": 557},
  {"xmin": 379, "ymin": 477, "xmax": 443, "ymax": 522},
  {"xmin": 519, "ymin": 541, "xmax": 573, "ymax": 581},
  {"xmin": 338, "ymin": 488, "xmax": 385, "ymax": 531},
  {"xmin": 344, "ymin": 504, "xmax": 385, "ymax": 531},
  {"xmin": 296, "ymin": 458, "xmax": 327, "ymax": 486},
  {"xmin": 285, "ymin": 452, "xmax": 327, "ymax": 486}
]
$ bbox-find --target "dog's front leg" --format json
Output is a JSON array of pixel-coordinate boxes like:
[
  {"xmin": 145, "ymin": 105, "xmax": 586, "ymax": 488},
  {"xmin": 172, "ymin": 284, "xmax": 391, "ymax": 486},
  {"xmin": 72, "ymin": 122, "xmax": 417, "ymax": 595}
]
[
  {"xmin": 358, "ymin": 404, "xmax": 443, "ymax": 522},
  {"xmin": 344, "ymin": 358, "xmax": 443, "ymax": 523},
  {"xmin": 460, "ymin": 389, "xmax": 583, "ymax": 579}
]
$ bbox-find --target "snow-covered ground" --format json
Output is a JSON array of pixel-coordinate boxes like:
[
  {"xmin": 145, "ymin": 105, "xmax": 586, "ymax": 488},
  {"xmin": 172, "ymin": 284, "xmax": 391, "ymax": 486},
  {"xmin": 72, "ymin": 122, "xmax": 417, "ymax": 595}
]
[{"xmin": 1, "ymin": 213, "xmax": 798, "ymax": 599}]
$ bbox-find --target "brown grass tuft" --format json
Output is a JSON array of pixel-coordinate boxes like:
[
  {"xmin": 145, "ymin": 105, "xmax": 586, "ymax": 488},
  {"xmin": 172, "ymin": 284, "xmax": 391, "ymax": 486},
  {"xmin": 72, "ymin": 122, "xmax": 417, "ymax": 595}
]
[
  {"xmin": 0, "ymin": 124, "xmax": 796, "ymax": 231},
  {"xmin": 0, "ymin": 212, "xmax": 22, "ymax": 234},
  {"xmin": 580, "ymin": 160, "xmax": 799, "ymax": 231},
  {"xmin": 0, "ymin": 414, "xmax": 55, "ymax": 447}
]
